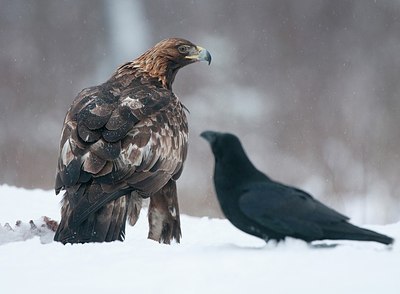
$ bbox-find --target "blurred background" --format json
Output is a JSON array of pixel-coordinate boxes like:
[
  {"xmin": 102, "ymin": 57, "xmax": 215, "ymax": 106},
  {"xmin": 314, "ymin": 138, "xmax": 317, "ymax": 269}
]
[{"xmin": 1, "ymin": 0, "xmax": 399, "ymax": 224}]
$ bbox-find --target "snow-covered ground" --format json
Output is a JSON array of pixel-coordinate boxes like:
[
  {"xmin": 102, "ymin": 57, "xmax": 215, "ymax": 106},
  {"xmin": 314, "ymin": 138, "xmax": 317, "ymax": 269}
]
[{"xmin": 0, "ymin": 185, "xmax": 399, "ymax": 294}]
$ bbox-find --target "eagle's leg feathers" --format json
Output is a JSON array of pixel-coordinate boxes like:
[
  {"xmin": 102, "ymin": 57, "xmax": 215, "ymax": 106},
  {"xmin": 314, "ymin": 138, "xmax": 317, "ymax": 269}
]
[
  {"xmin": 147, "ymin": 180, "xmax": 181, "ymax": 244},
  {"xmin": 127, "ymin": 191, "xmax": 143, "ymax": 226}
]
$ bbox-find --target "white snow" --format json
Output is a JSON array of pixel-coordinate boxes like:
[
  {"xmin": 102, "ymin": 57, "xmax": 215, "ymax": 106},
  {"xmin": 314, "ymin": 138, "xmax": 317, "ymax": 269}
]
[{"xmin": 0, "ymin": 184, "xmax": 399, "ymax": 294}]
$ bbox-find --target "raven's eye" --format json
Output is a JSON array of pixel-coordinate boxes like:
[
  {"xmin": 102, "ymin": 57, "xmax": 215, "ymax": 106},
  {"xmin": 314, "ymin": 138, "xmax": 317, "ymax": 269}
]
[{"xmin": 178, "ymin": 45, "xmax": 190, "ymax": 54}]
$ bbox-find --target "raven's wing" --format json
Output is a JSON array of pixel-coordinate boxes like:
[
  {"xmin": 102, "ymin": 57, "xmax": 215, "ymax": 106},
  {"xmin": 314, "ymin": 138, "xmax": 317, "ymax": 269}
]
[
  {"xmin": 55, "ymin": 84, "xmax": 188, "ymax": 225},
  {"xmin": 238, "ymin": 182, "xmax": 349, "ymax": 239}
]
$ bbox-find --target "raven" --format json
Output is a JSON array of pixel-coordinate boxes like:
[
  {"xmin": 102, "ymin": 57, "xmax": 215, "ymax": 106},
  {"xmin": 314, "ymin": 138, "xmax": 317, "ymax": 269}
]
[{"xmin": 201, "ymin": 131, "xmax": 394, "ymax": 245}]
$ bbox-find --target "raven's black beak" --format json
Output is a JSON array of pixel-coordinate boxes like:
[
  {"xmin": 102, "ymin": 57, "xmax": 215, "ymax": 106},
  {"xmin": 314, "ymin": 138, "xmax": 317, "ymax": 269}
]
[{"xmin": 200, "ymin": 130, "xmax": 219, "ymax": 143}]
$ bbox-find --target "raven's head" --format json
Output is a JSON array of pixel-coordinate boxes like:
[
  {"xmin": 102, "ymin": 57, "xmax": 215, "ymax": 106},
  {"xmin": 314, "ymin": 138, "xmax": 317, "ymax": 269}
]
[
  {"xmin": 201, "ymin": 130, "xmax": 269, "ymax": 190},
  {"xmin": 200, "ymin": 131, "xmax": 243, "ymax": 159}
]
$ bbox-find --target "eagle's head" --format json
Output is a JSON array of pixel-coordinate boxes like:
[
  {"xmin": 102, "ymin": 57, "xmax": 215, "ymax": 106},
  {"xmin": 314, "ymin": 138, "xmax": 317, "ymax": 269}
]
[{"xmin": 131, "ymin": 38, "xmax": 211, "ymax": 89}]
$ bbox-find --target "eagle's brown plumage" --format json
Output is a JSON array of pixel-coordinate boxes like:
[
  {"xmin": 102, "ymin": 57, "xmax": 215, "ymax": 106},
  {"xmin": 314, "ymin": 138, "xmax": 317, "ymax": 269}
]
[{"xmin": 54, "ymin": 38, "xmax": 211, "ymax": 244}]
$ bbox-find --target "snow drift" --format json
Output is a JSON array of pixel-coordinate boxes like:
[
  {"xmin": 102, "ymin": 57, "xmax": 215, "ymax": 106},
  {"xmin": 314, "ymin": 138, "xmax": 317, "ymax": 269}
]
[{"xmin": 0, "ymin": 185, "xmax": 398, "ymax": 294}]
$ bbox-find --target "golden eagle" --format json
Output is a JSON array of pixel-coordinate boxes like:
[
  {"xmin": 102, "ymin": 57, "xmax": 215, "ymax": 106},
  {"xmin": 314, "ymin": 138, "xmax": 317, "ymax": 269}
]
[{"xmin": 54, "ymin": 38, "xmax": 211, "ymax": 244}]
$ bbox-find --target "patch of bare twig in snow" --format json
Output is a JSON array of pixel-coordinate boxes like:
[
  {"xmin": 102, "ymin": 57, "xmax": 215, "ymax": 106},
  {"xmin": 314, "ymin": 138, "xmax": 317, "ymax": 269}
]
[{"xmin": 0, "ymin": 216, "xmax": 58, "ymax": 245}]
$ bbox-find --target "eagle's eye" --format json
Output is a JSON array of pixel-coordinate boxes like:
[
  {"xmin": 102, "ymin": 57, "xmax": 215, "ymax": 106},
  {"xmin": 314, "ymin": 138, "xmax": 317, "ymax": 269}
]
[{"xmin": 178, "ymin": 45, "xmax": 190, "ymax": 54}]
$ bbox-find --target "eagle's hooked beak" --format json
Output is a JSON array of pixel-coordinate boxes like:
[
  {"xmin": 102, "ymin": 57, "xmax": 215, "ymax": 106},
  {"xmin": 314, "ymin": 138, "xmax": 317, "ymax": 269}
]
[{"xmin": 186, "ymin": 46, "xmax": 212, "ymax": 65}]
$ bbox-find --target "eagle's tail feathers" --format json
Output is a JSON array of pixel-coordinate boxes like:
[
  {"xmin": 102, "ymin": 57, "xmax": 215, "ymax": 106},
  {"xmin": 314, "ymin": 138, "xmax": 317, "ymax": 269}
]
[{"xmin": 54, "ymin": 194, "xmax": 129, "ymax": 244}]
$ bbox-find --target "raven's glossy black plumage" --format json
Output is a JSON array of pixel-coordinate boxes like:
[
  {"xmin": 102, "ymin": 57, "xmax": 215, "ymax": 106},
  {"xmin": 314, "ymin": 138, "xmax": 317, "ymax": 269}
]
[{"xmin": 201, "ymin": 131, "xmax": 394, "ymax": 245}]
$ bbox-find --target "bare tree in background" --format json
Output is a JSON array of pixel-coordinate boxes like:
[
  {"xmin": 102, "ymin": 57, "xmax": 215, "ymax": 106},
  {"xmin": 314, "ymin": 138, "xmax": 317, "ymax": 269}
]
[{"xmin": 1, "ymin": 0, "xmax": 399, "ymax": 223}]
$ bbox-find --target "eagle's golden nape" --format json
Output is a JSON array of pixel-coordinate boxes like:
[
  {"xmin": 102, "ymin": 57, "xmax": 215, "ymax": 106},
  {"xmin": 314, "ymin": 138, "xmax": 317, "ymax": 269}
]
[{"xmin": 54, "ymin": 38, "xmax": 211, "ymax": 244}]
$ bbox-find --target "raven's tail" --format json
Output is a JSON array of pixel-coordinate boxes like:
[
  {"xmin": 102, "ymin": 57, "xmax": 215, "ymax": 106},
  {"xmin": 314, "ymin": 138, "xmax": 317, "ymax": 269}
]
[
  {"xmin": 323, "ymin": 222, "xmax": 394, "ymax": 245},
  {"xmin": 54, "ymin": 189, "xmax": 137, "ymax": 244}
]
